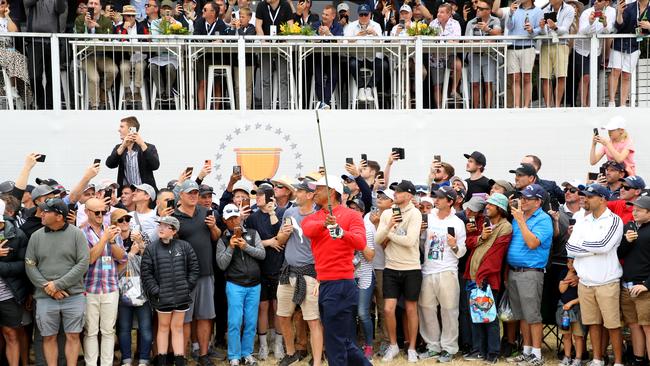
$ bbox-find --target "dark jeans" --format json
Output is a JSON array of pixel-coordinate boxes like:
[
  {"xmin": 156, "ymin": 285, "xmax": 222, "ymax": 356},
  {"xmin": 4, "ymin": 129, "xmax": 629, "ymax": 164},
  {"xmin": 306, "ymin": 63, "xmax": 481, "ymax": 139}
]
[
  {"xmin": 349, "ymin": 57, "xmax": 384, "ymax": 88},
  {"xmin": 459, "ymin": 276, "xmax": 473, "ymax": 350},
  {"xmin": 117, "ymin": 302, "xmax": 153, "ymax": 363},
  {"xmin": 315, "ymin": 55, "xmax": 339, "ymax": 105},
  {"xmin": 471, "ymin": 319, "xmax": 501, "ymax": 358},
  {"xmin": 319, "ymin": 279, "xmax": 372, "ymax": 366},
  {"xmin": 26, "ymin": 39, "xmax": 53, "ymax": 109}
]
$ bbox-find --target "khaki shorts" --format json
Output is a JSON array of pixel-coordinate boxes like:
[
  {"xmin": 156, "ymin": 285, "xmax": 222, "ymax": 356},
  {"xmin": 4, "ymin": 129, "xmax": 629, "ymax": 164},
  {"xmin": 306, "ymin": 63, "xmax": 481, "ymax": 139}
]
[
  {"xmin": 507, "ymin": 47, "xmax": 536, "ymax": 74},
  {"xmin": 276, "ymin": 275, "xmax": 320, "ymax": 321},
  {"xmin": 578, "ymin": 282, "xmax": 621, "ymax": 329},
  {"xmin": 621, "ymin": 286, "xmax": 650, "ymax": 325},
  {"xmin": 560, "ymin": 320, "xmax": 584, "ymax": 337},
  {"xmin": 540, "ymin": 44, "xmax": 570, "ymax": 79}
]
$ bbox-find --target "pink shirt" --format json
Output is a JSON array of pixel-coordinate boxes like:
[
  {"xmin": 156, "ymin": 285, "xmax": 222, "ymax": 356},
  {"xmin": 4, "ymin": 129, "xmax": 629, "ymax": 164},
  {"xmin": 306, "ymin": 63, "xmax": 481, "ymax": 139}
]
[{"xmin": 598, "ymin": 138, "xmax": 635, "ymax": 176}]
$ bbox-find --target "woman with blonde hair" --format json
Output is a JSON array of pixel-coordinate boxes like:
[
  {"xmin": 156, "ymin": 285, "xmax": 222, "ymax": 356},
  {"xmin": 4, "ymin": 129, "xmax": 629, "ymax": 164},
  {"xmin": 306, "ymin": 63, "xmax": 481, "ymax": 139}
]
[{"xmin": 590, "ymin": 116, "xmax": 636, "ymax": 176}]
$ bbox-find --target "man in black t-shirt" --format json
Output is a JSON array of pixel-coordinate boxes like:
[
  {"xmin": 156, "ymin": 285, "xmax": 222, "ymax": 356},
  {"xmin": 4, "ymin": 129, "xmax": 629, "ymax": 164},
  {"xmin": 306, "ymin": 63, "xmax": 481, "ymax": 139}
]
[
  {"xmin": 463, "ymin": 151, "xmax": 491, "ymax": 202},
  {"xmin": 254, "ymin": 0, "xmax": 293, "ymax": 109}
]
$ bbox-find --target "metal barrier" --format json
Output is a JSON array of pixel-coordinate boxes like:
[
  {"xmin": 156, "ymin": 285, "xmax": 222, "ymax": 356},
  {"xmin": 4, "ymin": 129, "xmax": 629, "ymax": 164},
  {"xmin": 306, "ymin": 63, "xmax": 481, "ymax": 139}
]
[{"xmin": 1, "ymin": 33, "xmax": 649, "ymax": 110}]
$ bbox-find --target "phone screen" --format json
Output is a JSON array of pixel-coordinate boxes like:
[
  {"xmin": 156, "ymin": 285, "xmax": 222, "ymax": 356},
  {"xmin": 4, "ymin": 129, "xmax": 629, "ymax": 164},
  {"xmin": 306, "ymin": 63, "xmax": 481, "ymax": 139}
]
[
  {"xmin": 361, "ymin": 154, "xmax": 367, "ymax": 162},
  {"xmin": 36, "ymin": 154, "xmax": 46, "ymax": 163},
  {"xmin": 447, "ymin": 227, "xmax": 455, "ymax": 236},
  {"xmin": 166, "ymin": 199, "xmax": 174, "ymax": 208},
  {"xmin": 233, "ymin": 165, "xmax": 241, "ymax": 174},
  {"xmin": 346, "ymin": 158, "xmax": 354, "ymax": 165},
  {"xmin": 186, "ymin": 167, "xmax": 193, "ymax": 176},
  {"xmin": 264, "ymin": 189, "xmax": 274, "ymax": 203},
  {"xmin": 434, "ymin": 155, "xmax": 441, "ymax": 162},
  {"xmin": 93, "ymin": 158, "xmax": 101, "ymax": 165},
  {"xmin": 588, "ymin": 172, "xmax": 599, "ymax": 181},
  {"xmin": 105, "ymin": 189, "xmax": 113, "ymax": 199}
]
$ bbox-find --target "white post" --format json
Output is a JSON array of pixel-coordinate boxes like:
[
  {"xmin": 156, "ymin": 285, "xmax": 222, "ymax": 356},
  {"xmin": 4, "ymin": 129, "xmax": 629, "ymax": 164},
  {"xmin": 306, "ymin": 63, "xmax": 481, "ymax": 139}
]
[
  {"xmin": 238, "ymin": 36, "xmax": 247, "ymax": 111},
  {"xmin": 50, "ymin": 34, "xmax": 62, "ymax": 111},
  {"xmin": 415, "ymin": 37, "xmax": 423, "ymax": 110},
  {"xmin": 589, "ymin": 35, "xmax": 599, "ymax": 108}
]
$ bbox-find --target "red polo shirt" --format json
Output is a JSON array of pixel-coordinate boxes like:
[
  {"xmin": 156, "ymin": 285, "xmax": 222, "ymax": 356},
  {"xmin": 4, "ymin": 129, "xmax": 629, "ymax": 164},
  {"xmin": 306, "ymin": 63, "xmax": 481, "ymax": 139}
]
[
  {"xmin": 301, "ymin": 205, "xmax": 366, "ymax": 281},
  {"xmin": 608, "ymin": 200, "xmax": 634, "ymax": 224}
]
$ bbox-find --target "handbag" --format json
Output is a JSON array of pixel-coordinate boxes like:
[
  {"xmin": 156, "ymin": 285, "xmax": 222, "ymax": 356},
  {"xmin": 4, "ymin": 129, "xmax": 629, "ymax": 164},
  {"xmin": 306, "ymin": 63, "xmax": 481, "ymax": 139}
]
[
  {"xmin": 119, "ymin": 255, "xmax": 147, "ymax": 306},
  {"xmin": 469, "ymin": 284, "xmax": 497, "ymax": 323}
]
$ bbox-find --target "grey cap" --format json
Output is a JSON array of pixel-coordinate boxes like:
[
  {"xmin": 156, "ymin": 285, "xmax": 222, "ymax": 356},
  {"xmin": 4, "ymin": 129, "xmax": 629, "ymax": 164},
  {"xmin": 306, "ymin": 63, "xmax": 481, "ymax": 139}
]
[
  {"xmin": 0, "ymin": 181, "xmax": 15, "ymax": 194},
  {"xmin": 31, "ymin": 184, "xmax": 61, "ymax": 202},
  {"xmin": 156, "ymin": 216, "xmax": 180, "ymax": 230},
  {"xmin": 489, "ymin": 179, "xmax": 515, "ymax": 193},
  {"xmin": 462, "ymin": 196, "xmax": 487, "ymax": 213},
  {"xmin": 626, "ymin": 196, "xmax": 650, "ymax": 210},
  {"xmin": 133, "ymin": 183, "xmax": 156, "ymax": 201},
  {"xmin": 180, "ymin": 180, "xmax": 200, "ymax": 193}
]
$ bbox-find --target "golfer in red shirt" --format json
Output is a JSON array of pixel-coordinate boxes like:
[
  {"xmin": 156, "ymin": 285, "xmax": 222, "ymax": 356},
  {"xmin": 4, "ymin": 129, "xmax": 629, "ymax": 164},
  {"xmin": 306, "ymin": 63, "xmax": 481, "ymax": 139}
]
[{"xmin": 301, "ymin": 175, "xmax": 372, "ymax": 366}]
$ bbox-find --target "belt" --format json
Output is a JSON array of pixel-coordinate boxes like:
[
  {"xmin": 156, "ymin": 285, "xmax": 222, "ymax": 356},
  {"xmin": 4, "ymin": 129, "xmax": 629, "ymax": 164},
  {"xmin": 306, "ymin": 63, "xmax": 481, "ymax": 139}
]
[
  {"xmin": 507, "ymin": 45, "xmax": 534, "ymax": 50},
  {"xmin": 509, "ymin": 266, "xmax": 544, "ymax": 273}
]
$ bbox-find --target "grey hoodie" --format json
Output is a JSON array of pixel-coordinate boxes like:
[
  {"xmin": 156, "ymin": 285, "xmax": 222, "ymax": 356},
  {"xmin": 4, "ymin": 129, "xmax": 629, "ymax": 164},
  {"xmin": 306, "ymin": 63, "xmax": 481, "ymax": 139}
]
[{"xmin": 24, "ymin": 0, "xmax": 66, "ymax": 32}]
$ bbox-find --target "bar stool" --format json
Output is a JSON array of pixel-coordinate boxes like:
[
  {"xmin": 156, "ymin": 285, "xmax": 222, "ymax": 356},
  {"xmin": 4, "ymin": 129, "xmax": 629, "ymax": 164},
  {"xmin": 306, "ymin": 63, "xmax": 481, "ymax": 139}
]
[
  {"xmin": 442, "ymin": 66, "xmax": 470, "ymax": 109},
  {"xmin": 206, "ymin": 65, "xmax": 235, "ymax": 110},
  {"xmin": 118, "ymin": 81, "xmax": 148, "ymax": 110}
]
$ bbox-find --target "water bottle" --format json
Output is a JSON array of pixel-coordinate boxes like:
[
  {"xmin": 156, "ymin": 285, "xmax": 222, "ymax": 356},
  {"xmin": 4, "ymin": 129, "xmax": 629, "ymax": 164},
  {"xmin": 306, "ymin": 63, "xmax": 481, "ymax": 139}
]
[{"xmin": 561, "ymin": 310, "xmax": 570, "ymax": 331}]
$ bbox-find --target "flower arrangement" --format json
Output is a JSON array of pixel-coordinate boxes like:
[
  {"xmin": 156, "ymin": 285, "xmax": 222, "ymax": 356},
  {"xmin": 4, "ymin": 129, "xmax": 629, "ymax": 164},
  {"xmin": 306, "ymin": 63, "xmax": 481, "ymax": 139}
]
[
  {"xmin": 155, "ymin": 19, "xmax": 191, "ymax": 35},
  {"xmin": 406, "ymin": 21, "xmax": 439, "ymax": 36},
  {"xmin": 279, "ymin": 22, "xmax": 315, "ymax": 36}
]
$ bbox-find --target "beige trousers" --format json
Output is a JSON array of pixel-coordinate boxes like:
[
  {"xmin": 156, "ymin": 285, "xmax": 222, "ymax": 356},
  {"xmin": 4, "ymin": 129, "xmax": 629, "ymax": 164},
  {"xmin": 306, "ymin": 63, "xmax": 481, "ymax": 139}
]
[
  {"xmin": 418, "ymin": 271, "xmax": 460, "ymax": 354},
  {"xmin": 84, "ymin": 56, "xmax": 118, "ymax": 108},
  {"xmin": 119, "ymin": 60, "xmax": 145, "ymax": 91},
  {"xmin": 84, "ymin": 291, "xmax": 120, "ymax": 366}
]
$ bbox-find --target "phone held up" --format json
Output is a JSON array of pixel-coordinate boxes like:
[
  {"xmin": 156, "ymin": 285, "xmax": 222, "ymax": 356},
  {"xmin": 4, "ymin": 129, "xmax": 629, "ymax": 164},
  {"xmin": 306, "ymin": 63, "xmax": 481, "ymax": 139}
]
[{"xmin": 392, "ymin": 206, "xmax": 402, "ymax": 222}]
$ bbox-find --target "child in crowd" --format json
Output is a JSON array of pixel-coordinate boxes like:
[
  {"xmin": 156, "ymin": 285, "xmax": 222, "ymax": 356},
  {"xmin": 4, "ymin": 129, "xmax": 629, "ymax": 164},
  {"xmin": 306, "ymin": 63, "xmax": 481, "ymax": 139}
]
[{"xmin": 557, "ymin": 258, "xmax": 584, "ymax": 366}]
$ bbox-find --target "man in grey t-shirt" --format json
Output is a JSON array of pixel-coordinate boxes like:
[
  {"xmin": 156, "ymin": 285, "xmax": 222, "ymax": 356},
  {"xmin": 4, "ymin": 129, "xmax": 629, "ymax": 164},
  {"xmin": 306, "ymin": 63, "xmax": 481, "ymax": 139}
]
[{"xmin": 275, "ymin": 181, "xmax": 324, "ymax": 366}]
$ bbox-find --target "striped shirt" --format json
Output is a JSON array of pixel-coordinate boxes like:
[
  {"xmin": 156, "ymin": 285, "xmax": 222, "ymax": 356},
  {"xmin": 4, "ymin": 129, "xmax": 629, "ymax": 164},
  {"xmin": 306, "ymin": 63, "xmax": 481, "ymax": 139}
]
[
  {"xmin": 124, "ymin": 149, "xmax": 142, "ymax": 186},
  {"xmin": 355, "ymin": 217, "xmax": 376, "ymax": 290},
  {"xmin": 82, "ymin": 225, "xmax": 127, "ymax": 294}
]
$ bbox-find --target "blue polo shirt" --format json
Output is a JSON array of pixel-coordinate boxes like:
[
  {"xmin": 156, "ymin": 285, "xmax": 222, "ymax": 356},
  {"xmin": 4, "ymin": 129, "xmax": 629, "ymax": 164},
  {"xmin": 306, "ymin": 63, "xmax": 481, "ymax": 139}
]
[{"xmin": 507, "ymin": 207, "xmax": 553, "ymax": 269}]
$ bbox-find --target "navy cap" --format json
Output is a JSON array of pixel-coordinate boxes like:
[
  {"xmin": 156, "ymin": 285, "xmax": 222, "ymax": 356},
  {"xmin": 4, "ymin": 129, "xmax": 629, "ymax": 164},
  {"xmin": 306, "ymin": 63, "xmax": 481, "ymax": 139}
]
[
  {"xmin": 358, "ymin": 4, "xmax": 371, "ymax": 14},
  {"xmin": 463, "ymin": 151, "xmax": 487, "ymax": 167},
  {"xmin": 198, "ymin": 184, "xmax": 215, "ymax": 196},
  {"xmin": 391, "ymin": 180, "xmax": 416, "ymax": 195},
  {"xmin": 346, "ymin": 198, "xmax": 366, "ymax": 212},
  {"xmin": 520, "ymin": 184, "xmax": 546, "ymax": 200},
  {"xmin": 341, "ymin": 174, "xmax": 355, "ymax": 183},
  {"xmin": 433, "ymin": 186, "xmax": 458, "ymax": 201},
  {"xmin": 509, "ymin": 163, "xmax": 537, "ymax": 177},
  {"xmin": 619, "ymin": 175, "xmax": 646, "ymax": 190},
  {"xmin": 38, "ymin": 198, "xmax": 69, "ymax": 217},
  {"xmin": 579, "ymin": 184, "xmax": 611, "ymax": 200},
  {"xmin": 603, "ymin": 160, "xmax": 626, "ymax": 172}
]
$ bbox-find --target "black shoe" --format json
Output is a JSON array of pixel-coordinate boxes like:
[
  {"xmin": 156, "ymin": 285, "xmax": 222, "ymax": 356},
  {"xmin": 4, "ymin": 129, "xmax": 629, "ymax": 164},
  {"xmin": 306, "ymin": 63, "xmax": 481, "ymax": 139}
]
[
  {"xmin": 165, "ymin": 353, "xmax": 175, "ymax": 366},
  {"xmin": 198, "ymin": 355, "xmax": 214, "ymax": 366},
  {"xmin": 295, "ymin": 350, "xmax": 309, "ymax": 361},
  {"xmin": 174, "ymin": 355, "xmax": 186, "ymax": 366},
  {"xmin": 278, "ymin": 353, "xmax": 301, "ymax": 366}
]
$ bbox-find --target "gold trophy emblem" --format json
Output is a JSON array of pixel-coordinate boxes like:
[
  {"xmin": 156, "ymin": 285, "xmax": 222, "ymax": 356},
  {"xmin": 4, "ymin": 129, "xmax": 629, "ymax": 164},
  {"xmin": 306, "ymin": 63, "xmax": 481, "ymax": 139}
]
[{"xmin": 234, "ymin": 148, "xmax": 283, "ymax": 181}]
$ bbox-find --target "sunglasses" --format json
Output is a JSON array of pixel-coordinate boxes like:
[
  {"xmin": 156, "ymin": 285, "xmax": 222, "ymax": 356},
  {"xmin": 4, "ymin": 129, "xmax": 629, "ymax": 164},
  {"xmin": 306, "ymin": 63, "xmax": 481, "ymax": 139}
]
[
  {"xmin": 477, "ymin": 6, "xmax": 490, "ymax": 10},
  {"xmin": 144, "ymin": 3, "xmax": 157, "ymax": 7},
  {"xmin": 116, "ymin": 216, "xmax": 131, "ymax": 223},
  {"xmin": 224, "ymin": 207, "xmax": 240, "ymax": 214},
  {"xmin": 359, "ymin": 12, "xmax": 370, "ymax": 16},
  {"xmin": 563, "ymin": 187, "xmax": 578, "ymax": 194},
  {"xmin": 276, "ymin": 185, "xmax": 286, "ymax": 189},
  {"xmin": 90, "ymin": 210, "xmax": 108, "ymax": 217},
  {"xmin": 622, "ymin": 185, "xmax": 635, "ymax": 191}
]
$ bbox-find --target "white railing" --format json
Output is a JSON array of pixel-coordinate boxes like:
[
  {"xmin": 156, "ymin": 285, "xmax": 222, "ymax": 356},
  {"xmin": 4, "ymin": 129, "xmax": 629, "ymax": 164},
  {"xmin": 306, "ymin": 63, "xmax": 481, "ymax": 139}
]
[{"xmin": 0, "ymin": 33, "xmax": 648, "ymax": 110}]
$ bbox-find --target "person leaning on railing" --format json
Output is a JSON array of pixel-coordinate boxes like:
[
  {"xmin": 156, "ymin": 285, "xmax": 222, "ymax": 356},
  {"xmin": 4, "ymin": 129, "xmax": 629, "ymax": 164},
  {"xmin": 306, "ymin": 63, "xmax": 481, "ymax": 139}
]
[
  {"xmin": 114, "ymin": 5, "xmax": 149, "ymax": 103},
  {"xmin": 225, "ymin": 7, "xmax": 256, "ymax": 109},
  {"xmin": 0, "ymin": 0, "xmax": 32, "ymax": 107},
  {"xmin": 193, "ymin": 1, "xmax": 227, "ymax": 110},
  {"xmin": 75, "ymin": 0, "xmax": 119, "ymax": 110}
]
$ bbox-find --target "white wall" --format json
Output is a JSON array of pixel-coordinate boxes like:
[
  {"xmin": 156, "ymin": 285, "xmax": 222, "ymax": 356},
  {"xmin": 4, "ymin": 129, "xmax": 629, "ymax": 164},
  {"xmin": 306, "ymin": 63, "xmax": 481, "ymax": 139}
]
[{"xmin": 1, "ymin": 109, "xmax": 646, "ymax": 191}]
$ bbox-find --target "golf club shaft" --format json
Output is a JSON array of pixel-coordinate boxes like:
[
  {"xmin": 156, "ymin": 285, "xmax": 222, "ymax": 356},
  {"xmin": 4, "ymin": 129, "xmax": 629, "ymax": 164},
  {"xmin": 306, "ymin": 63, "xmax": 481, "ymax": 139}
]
[{"xmin": 315, "ymin": 111, "xmax": 333, "ymax": 215}]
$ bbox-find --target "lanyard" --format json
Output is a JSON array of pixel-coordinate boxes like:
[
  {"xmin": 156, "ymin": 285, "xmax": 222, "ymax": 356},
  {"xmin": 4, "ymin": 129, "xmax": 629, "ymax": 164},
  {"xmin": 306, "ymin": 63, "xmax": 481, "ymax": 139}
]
[
  {"xmin": 638, "ymin": 1, "xmax": 648, "ymax": 24},
  {"xmin": 268, "ymin": 4, "xmax": 280, "ymax": 24},
  {"xmin": 206, "ymin": 21, "xmax": 217, "ymax": 34}
]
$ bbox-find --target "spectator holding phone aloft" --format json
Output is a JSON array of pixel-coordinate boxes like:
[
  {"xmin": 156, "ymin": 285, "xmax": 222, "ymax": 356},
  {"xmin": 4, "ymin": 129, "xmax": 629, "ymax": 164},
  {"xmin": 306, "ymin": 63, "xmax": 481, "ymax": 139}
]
[{"xmin": 590, "ymin": 116, "xmax": 636, "ymax": 176}]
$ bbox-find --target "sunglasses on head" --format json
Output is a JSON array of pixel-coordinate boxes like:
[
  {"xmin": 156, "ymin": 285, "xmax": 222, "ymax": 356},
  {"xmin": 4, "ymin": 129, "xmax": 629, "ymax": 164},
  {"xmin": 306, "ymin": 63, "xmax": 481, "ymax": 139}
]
[
  {"xmin": 224, "ymin": 207, "xmax": 240, "ymax": 214},
  {"xmin": 564, "ymin": 187, "xmax": 578, "ymax": 194},
  {"xmin": 90, "ymin": 210, "xmax": 108, "ymax": 217},
  {"xmin": 116, "ymin": 216, "xmax": 131, "ymax": 223}
]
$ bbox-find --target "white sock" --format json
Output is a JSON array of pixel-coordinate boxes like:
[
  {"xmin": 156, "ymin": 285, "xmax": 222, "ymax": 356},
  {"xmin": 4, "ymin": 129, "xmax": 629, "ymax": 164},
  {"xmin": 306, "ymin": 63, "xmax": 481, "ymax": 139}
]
[
  {"xmin": 269, "ymin": 328, "xmax": 276, "ymax": 338},
  {"xmin": 192, "ymin": 342, "xmax": 199, "ymax": 351},
  {"xmin": 532, "ymin": 348, "xmax": 542, "ymax": 359},
  {"xmin": 523, "ymin": 346, "xmax": 532, "ymax": 355},
  {"xmin": 275, "ymin": 333, "xmax": 284, "ymax": 345},
  {"xmin": 259, "ymin": 334, "xmax": 267, "ymax": 347}
]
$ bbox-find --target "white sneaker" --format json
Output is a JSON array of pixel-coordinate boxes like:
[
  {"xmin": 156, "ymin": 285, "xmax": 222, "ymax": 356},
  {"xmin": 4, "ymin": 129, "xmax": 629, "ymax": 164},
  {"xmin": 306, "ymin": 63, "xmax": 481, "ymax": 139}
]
[
  {"xmin": 357, "ymin": 88, "xmax": 367, "ymax": 102},
  {"xmin": 381, "ymin": 344, "xmax": 400, "ymax": 362},
  {"xmin": 273, "ymin": 336, "xmax": 285, "ymax": 360},
  {"xmin": 408, "ymin": 349, "xmax": 419, "ymax": 363},
  {"xmin": 365, "ymin": 87, "xmax": 375, "ymax": 101},
  {"xmin": 607, "ymin": 101, "xmax": 616, "ymax": 107},
  {"xmin": 258, "ymin": 342, "xmax": 268, "ymax": 360}
]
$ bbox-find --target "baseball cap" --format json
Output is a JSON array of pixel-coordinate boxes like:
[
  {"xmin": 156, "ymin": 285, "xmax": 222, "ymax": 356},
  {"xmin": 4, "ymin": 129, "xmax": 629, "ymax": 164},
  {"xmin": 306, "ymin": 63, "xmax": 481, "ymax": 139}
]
[
  {"xmin": 110, "ymin": 209, "xmax": 131, "ymax": 224},
  {"xmin": 0, "ymin": 181, "xmax": 14, "ymax": 194},
  {"xmin": 415, "ymin": 185, "xmax": 428, "ymax": 195},
  {"xmin": 449, "ymin": 176, "xmax": 466, "ymax": 191},
  {"xmin": 462, "ymin": 196, "xmax": 486, "ymax": 213},
  {"xmin": 160, "ymin": 0, "xmax": 175, "ymax": 8},
  {"xmin": 377, "ymin": 189, "xmax": 394, "ymax": 201},
  {"xmin": 579, "ymin": 184, "xmax": 610, "ymax": 200},
  {"xmin": 232, "ymin": 182, "xmax": 251, "ymax": 196},
  {"xmin": 292, "ymin": 181, "xmax": 315, "ymax": 192},
  {"xmin": 626, "ymin": 196, "xmax": 650, "ymax": 210},
  {"xmin": 420, "ymin": 196, "xmax": 434, "ymax": 206},
  {"xmin": 341, "ymin": 174, "xmax": 355, "ymax": 183},
  {"xmin": 337, "ymin": 2, "xmax": 349, "ymax": 12},
  {"xmin": 166, "ymin": 179, "xmax": 178, "ymax": 190},
  {"xmin": 308, "ymin": 175, "xmax": 345, "ymax": 195},
  {"xmin": 603, "ymin": 160, "xmax": 626, "ymax": 173},
  {"xmin": 391, "ymin": 180, "xmax": 416, "ymax": 195},
  {"xmin": 251, "ymin": 180, "xmax": 274, "ymax": 195},
  {"xmin": 156, "ymin": 216, "xmax": 180, "ymax": 230},
  {"xmin": 222, "ymin": 204, "xmax": 241, "ymax": 220},
  {"xmin": 520, "ymin": 184, "xmax": 546, "ymax": 200},
  {"xmin": 463, "ymin": 151, "xmax": 487, "ymax": 166},
  {"xmin": 358, "ymin": 4, "xmax": 371, "ymax": 14},
  {"xmin": 38, "ymin": 198, "xmax": 68, "ymax": 217},
  {"xmin": 83, "ymin": 184, "xmax": 96, "ymax": 192},
  {"xmin": 509, "ymin": 163, "xmax": 537, "ymax": 176},
  {"xmin": 620, "ymin": 176, "xmax": 646, "ymax": 190},
  {"xmin": 97, "ymin": 179, "xmax": 119, "ymax": 191},
  {"xmin": 488, "ymin": 179, "xmax": 515, "ymax": 193},
  {"xmin": 399, "ymin": 4, "xmax": 412, "ymax": 12},
  {"xmin": 433, "ymin": 186, "xmax": 457, "ymax": 201},
  {"xmin": 561, "ymin": 180, "xmax": 586, "ymax": 190},
  {"xmin": 25, "ymin": 184, "xmax": 35, "ymax": 193},
  {"xmin": 446, "ymin": 0, "xmax": 457, "ymax": 5},
  {"xmin": 133, "ymin": 183, "xmax": 156, "ymax": 201},
  {"xmin": 346, "ymin": 198, "xmax": 365, "ymax": 212},
  {"xmin": 486, "ymin": 193, "xmax": 509, "ymax": 212},
  {"xmin": 0, "ymin": 200, "xmax": 5, "ymax": 222},
  {"xmin": 31, "ymin": 184, "xmax": 62, "ymax": 202},
  {"xmin": 179, "ymin": 180, "xmax": 200, "ymax": 193},
  {"xmin": 35, "ymin": 178, "xmax": 59, "ymax": 186},
  {"xmin": 198, "ymin": 184, "xmax": 215, "ymax": 196},
  {"xmin": 603, "ymin": 115, "xmax": 626, "ymax": 131}
]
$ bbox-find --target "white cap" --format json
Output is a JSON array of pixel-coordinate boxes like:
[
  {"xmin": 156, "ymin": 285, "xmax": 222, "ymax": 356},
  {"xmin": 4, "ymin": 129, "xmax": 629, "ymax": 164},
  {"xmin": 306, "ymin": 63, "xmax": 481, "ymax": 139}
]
[
  {"xmin": 377, "ymin": 189, "xmax": 395, "ymax": 201},
  {"xmin": 561, "ymin": 179, "xmax": 586, "ymax": 190},
  {"xmin": 337, "ymin": 2, "xmax": 349, "ymax": 12},
  {"xmin": 603, "ymin": 115, "xmax": 626, "ymax": 131},
  {"xmin": 399, "ymin": 4, "xmax": 412, "ymax": 13},
  {"xmin": 0, "ymin": 199, "xmax": 5, "ymax": 222},
  {"xmin": 420, "ymin": 196, "xmax": 434, "ymax": 206},
  {"xmin": 308, "ymin": 175, "xmax": 344, "ymax": 195},
  {"xmin": 222, "ymin": 204, "xmax": 241, "ymax": 220}
]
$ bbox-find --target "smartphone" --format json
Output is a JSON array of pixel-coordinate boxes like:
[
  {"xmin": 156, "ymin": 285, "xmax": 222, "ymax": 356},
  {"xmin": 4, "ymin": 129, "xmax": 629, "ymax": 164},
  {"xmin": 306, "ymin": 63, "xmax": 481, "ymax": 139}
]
[
  {"xmin": 599, "ymin": 166, "xmax": 607, "ymax": 176},
  {"xmin": 469, "ymin": 217, "xmax": 476, "ymax": 225},
  {"xmin": 185, "ymin": 167, "xmax": 193, "ymax": 176},
  {"xmin": 36, "ymin": 154, "xmax": 46, "ymax": 163},
  {"xmin": 392, "ymin": 147, "xmax": 401, "ymax": 159},
  {"xmin": 569, "ymin": 218, "xmax": 576, "ymax": 225},
  {"xmin": 346, "ymin": 158, "xmax": 354, "ymax": 165},
  {"xmin": 178, "ymin": 1, "xmax": 185, "ymax": 15},
  {"xmin": 398, "ymin": 148, "xmax": 405, "ymax": 160},
  {"xmin": 447, "ymin": 227, "xmax": 456, "ymax": 236},
  {"xmin": 399, "ymin": 19, "xmax": 405, "ymax": 26},
  {"xmin": 318, "ymin": 166, "xmax": 325, "ymax": 173},
  {"xmin": 434, "ymin": 154, "xmax": 442, "ymax": 163},
  {"xmin": 233, "ymin": 165, "xmax": 241, "ymax": 174},
  {"xmin": 104, "ymin": 188, "xmax": 113, "ymax": 199},
  {"xmin": 392, "ymin": 206, "xmax": 402, "ymax": 222},
  {"xmin": 241, "ymin": 197, "xmax": 250, "ymax": 207},
  {"xmin": 93, "ymin": 158, "xmax": 101, "ymax": 165},
  {"xmin": 371, "ymin": 206, "xmax": 379, "ymax": 214},
  {"xmin": 630, "ymin": 222, "xmax": 639, "ymax": 232},
  {"xmin": 484, "ymin": 217, "xmax": 492, "ymax": 227},
  {"xmin": 88, "ymin": 7, "xmax": 94, "ymax": 18},
  {"xmin": 67, "ymin": 203, "xmax": 77, "ymax": 211},
  {"xmin": 129, "ymin": 126, "xmax": 137, "ymax": 134},
  {"xmin": 284, "ymin": 217, "xmax": 292, "ymax": 226},
  {"xmin": 593, "ymin": 127, "xmax": 599, "ymax": 136},
  {"xmin": 361, "ymin": 154, "xmax": 367, "ymax": 162},
  {"xmin": 166, "ymin": 199, "xmax": 174, "ymax": 208},
  {"xmin": 421, "ymin": 212, "xmax": 428, "ymax": 225},
  {"xmin": 205, "ymin": 159, "xmax": 212, "ymax": 166},
  {"xmin": 588, "ymin": 172, "xmax": 599, "ymax": 181},
  {"xmin": 233, "ymin": 226, "xmax": 243, "ymax": 238},
  {"xmin": 511, "ymin": 199, "xmax": 519, "ymax": 210},
  {"xmin": 264, "ymin": 189, "xmax": 274, "ymax": 203},
  {"xmin": 376, "ymin": 171, "xmax": 384, "ymax": 180}
]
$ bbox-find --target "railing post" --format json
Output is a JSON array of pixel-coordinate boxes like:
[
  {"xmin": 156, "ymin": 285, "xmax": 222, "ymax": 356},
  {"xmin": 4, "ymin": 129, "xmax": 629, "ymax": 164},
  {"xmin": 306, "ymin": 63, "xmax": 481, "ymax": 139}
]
[
  {"xmin": 415, "ymin": 36, "xmax": 423, "ymax": 110},
  {"xmin": 50, "ymin": 34, "xmax": 62, "ymax": 111},
  {"xmin": 237, "ymin": 36, "xmax": 247, "ymax": 111},
  {"xmin": 589, "ymin": 35, "xmax": 599, "ymax": 108}
]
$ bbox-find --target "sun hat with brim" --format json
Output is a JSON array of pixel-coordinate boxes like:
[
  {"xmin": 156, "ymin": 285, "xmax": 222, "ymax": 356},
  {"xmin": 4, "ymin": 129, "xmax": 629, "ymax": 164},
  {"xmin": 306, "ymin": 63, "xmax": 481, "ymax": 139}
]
[
  {"xmin": 110, "ymin": 209, "xmax": 131, "ymax": 224},
  {"xmin": 122, "ymin": 5, "xmax": 137, "ymax": 15},
  {"xmin": 271, "ymin": 176, "xmax": 297, "ymax": 192},
  {"xmin": 486, "ymin": 193, "xmax": 509, "ymax": 212}
]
